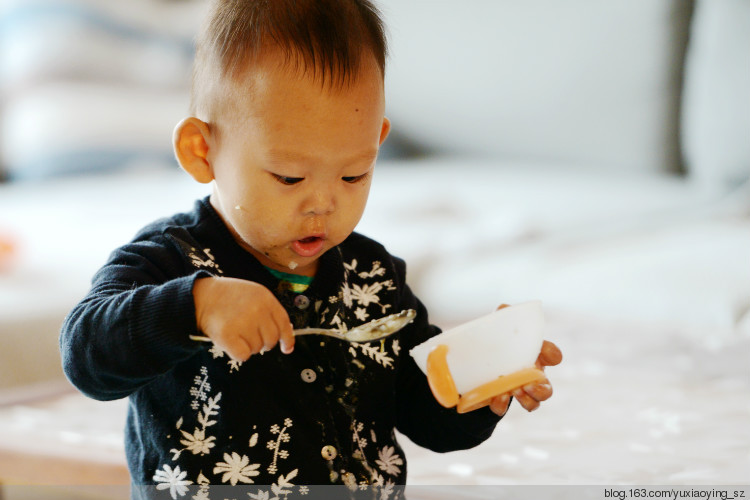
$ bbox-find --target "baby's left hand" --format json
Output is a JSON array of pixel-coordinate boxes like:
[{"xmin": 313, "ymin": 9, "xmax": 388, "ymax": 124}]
[{"xmin": 489, "ymin": 340, "xmax": 563, "ymax": 417}]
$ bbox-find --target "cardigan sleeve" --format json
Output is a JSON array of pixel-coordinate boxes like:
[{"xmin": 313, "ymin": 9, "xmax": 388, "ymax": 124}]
[
  {"xmin": 59, "ymin": 229, "xmax": 208, "ymax": 401},
  {"xmin": 391, "ymin": 259, "xmax": 502, "ymax": 452}
]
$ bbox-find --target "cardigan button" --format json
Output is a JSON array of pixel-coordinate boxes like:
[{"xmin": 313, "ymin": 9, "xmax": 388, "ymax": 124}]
[
  {"xmin": 300, "ymin": 369, "xmax": 317, "ymax": 383},
  {"xmin": 321, "ymin": 445, "xmax": 337, "ymax": 460},
  {"xmin": 294, "ymin": 294, "xmax": 311, "ymax": 310}
]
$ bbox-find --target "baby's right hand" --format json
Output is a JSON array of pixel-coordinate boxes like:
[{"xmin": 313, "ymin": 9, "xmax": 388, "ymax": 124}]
[{"xmin": 192, "ymin": 277, "xmax": 294, "ymax": 361}]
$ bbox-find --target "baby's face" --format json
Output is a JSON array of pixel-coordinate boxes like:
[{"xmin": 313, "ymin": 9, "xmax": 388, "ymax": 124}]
[{"xmin": 208, "ymin": 57, "xmax": 390, "ymax": 277}]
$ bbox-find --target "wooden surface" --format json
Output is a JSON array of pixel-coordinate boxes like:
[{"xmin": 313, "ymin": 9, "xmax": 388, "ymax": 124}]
[{"xmin": 0, "ymin": 382, "xmax": 129, "ymax": 486}]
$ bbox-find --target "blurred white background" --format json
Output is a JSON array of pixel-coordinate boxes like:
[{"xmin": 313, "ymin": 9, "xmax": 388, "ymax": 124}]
[{"xmin": 0, "ymin": 0, "xmax": 749, "ymax": 495}]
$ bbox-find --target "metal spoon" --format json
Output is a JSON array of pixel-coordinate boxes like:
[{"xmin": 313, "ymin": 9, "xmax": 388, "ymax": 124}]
[{"xmin": 189, "ymin": 309, "xmax": 417, "ymax": 344}]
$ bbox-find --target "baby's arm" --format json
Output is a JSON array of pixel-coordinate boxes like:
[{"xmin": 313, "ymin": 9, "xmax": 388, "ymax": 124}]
[
  {"xmin": 192, "ymin": 277, "xmax": 294, "ymax": 360},
  {"xmin": 61, "ymin": 252, "xmax": 205, "ymax": 401},
  {"xmin": 61, "ymin": 229, "xmax": 218, "ymax": 400},
  {"xmin": 393, "ymin": 283, "xmax": 502, "ymax": 452}
]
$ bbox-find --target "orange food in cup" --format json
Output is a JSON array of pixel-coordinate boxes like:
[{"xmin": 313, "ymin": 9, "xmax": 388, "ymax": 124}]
[
  {"xmin": 425, "ymin": 344, "xmax": 459, "ymax": 408},
  {"xmin": 426, "ymin": 343, "xmax": 546, "ymax": 413},
  {"xmin": 455, "ymin": 367, "xmax": 546, "ymax": 414}
]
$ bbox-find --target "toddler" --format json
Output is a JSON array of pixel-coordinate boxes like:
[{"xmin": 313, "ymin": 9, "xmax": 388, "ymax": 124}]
[{"xmin": 60, "ymin": 0, "xmax": 561, "ymax": 498}]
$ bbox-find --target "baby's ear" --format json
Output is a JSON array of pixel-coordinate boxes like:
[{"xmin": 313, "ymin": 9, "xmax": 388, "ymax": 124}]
[
  {"xmin": 173, "ymin": 117, "xmax": 213, "ymax": 184},
  {"xmin": 379, "ymin": 117, "xmax": 391, "ymax": 146}
]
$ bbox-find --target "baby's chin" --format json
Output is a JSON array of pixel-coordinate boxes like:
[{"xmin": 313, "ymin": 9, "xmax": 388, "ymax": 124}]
[
  {"xmin": 260, "ymin": 246, "xmax": 318, "ymax": 275},
  {"xmin": 237, "ymin": 231, "xmax": 342, "ymax": 274}
]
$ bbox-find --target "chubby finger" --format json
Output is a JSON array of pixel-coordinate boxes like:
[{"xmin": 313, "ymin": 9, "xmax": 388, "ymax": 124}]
[
  {"xmin": 279, "ymin": 323, "xmax": 295, "ymax": 354},
  {"xmin": 536, "ymin": 340, "xmax": 563, "ymax": 369},
  {"xmin": 271, "ymin": 307, "xmax": 294, "ymax": 354},
  {"xmin": 258, "ymin": 321, "xmax": 280, "ymax": 352},
  {"xmin": 522, "ymin": 380, "xmax": 553, "ymax": 402},
  {"xmin": 512, "ymin": 387, "xmax": 541, "ymax": 412},
  {"xmin": 242, "ymin": 330, "xmax": 264, "ymax": 357},
  {"xmin": 223, "ymin": 336, "xmax": 253, "ymax": 362},
  {"xmin": 489, "ymin": 393, "xmax": 511, "ymax": 417}
]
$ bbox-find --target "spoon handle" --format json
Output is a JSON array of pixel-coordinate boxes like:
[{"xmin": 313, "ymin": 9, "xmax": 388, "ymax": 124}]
[
  {"xmin": 292, "ymin": 328, "xmax": 345, "ymax": 338},
  {"xmin": 188, "ymin": 328, "xmax": 343, "ymax": 343}
]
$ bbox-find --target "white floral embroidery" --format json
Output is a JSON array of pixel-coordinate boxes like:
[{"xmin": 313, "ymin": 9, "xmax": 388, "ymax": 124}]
[
  {"xmin": 213, "ymin": 451, "xmax": 261, "ymax": 485},
  {"xmin": 328, "ymin": 259, "xmax": 399, "ymax": 333},
  {"xmin": 192, "ymin": 472, "xmax": 210, "ymax": 500},
  {"xmin": 347, "ymin": 421, "xmax": 404, "ymax": 495},
  {"xmin": 188, "ymin": 247, "xmax": 223, "ymax": 275},
  {"xmin": 329, "ymin": 311, "xmax": 346, "ymax": 332},
  {"xmin": 341, "ymin": 282, "xmax": 354, "ymax": 309},
  {"xmin": 379, "ymin": 479, "xmax": 396, "ymax": 500},
  {"xmin": 153, "ymin": 464, "xmax": 192, "ymax": 499},
  {"xmin": 343, "ymin": 259, "xmax": 359, "ymax": 273},
  {"xmin": 338, "ymin": 260, "xmax": 396, "ymax": 315},
  {"xmin": 349, "ymin": 420, "xmax": 380, "ymax": 485},
  {"xmin": 271, "ymin": 469, "xmax": 298, "ymax": 497},
  {"xmin": 354, "ymin": 307, "xmax": 369, "ymax": 321},
  {"xmin": 208, "ymin": 344, "xmax": 243, "ymax": 372},
  {"xmin": 179, "ymin": 427, "xmax": 215, "ymax": 457},
  {"xmin": 375, "ymin": 446, "xmax": 403, "ymax": 476},
  {"xmin": 342, "ymin": 470, "xmax": 358, "ymax": 490},
  {"xmin": 191, "ymin": 488, "xmax": 210, "ymax": 500},
  {"xmin": 266, "ymin": 418, "xmax": 293, "ymax": 474},
  {"xmin": 335, "ymin": 258, "xmax": 403, "ymax": 370},
  {"xmin": 371, "ymin": 471, "xmax": 384, "ymax": 487},
  {"xmin": 352, "ymin": 420, "xmax": 368, "ymax": 450},
  {"xmin": 319, "ymin": 306, "xmax": 331, "ymax": 325},
  {"xmin": 357, "ymin": 260, "xmax": 386, "ymax": 279},
  {"xmin": 190, "ymin": 367, "xmax": 211, "ymax": 410},
  {"xmin": 350, "ymin": 342, "xmax": 394, "ymax": 368},
  {"xmin": 351, "ymin": 282, "xmax": 391, "ymax": 312},
  {"xmin": 370, "ymin": 471, "xmax": 398, "ymax": 499},
  {"xmin": 248, "ymin": 469, "xmax": 299, "ymax": 500},
  {"xmin": 170, "ymin": 392, "xmax": 221, "ymax": 461}
]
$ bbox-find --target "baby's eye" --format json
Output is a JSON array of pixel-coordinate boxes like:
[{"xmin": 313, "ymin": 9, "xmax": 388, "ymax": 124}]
[
  {"xmin": 342, "ymin": 173, "xmax": 370, "ymax": 184},
  {"xmin": 272, "ymin": 174, "xmax": 304, "ymax": 185}
]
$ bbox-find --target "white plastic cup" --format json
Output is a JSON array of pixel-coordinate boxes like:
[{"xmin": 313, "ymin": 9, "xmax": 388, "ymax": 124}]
[{"xmin": 410, "ymin": 300, "xmax": 545, "ymax": 395}]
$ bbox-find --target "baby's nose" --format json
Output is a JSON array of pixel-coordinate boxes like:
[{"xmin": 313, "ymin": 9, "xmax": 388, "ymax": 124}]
[{"xmin": 304, "ymin": 188, "xmax": 335, "ymax": 216}]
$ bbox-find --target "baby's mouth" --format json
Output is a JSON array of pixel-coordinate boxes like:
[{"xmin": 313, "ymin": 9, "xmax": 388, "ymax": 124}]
[{"xmin": 290, "ymin": 235, "xmax": 325, "ymax": 258}]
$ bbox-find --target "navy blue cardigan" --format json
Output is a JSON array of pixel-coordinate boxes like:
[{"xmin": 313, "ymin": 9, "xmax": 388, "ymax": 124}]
[{"xmin": 60, "ymin": 198, "xmax": 500, "ymax": 498}]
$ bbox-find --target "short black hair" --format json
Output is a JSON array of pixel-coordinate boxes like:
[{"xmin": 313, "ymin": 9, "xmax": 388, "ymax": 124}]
[{"xmin": 191, "ymin": 0, "xmax": 387, "ymax": 117}]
